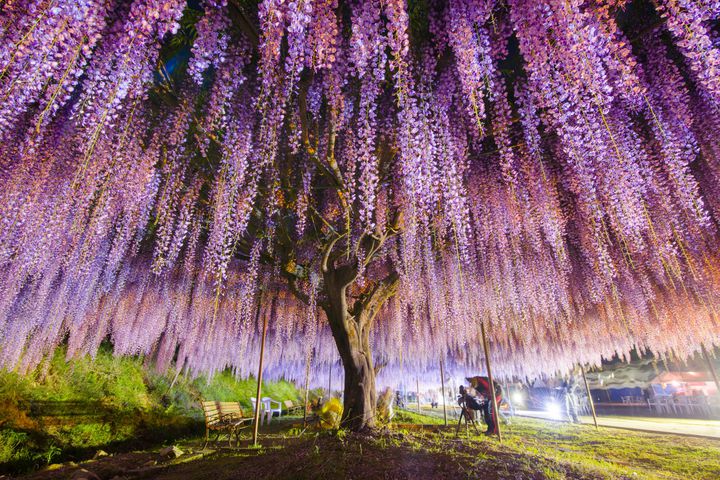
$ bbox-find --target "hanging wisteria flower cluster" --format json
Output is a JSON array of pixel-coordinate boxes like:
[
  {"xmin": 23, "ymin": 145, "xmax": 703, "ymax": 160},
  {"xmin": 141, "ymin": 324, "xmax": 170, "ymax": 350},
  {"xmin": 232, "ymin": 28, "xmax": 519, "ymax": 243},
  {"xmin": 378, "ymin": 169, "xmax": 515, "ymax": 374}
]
[{"xmin": 1, "ymin": 0, "xmax": 720, "ymax": 386}]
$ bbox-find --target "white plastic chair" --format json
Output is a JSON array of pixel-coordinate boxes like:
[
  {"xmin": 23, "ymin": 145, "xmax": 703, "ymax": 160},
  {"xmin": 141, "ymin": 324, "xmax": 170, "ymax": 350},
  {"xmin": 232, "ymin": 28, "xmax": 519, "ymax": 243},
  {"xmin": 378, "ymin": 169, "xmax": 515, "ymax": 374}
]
[
  {"xmin": 674, "ymin": 396, "xmax": 691, "ymax": 416},
  {"xmin": 251, "ymin": 397, "xmax": 271, "ymax": 425},
  {"xmin": 708, "ymin": 395, "xmax": 720, "ymax": 416},
  {"xmin": 655, "ymin": 395, "xmax": 672, "ymax": 415},
  {"xmin": 687, "ymin": 395, "xmax": 711, "ymax": 417},
  {"xmin": 262, "ymin": 396, "xmax": 283, "ymax": 420}
]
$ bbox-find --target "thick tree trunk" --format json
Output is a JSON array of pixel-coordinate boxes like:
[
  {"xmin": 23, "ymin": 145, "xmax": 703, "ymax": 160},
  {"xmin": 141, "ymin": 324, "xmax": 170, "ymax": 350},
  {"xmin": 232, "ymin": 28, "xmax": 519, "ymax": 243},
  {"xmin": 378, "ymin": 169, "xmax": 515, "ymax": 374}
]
[
  {"xmin": 338, "ymin": 320, "xmax": 376, "ymax": 430},
  {"xmin": 322, "ymin": 266, "xmax": 398, "ymax": 431},
  {"xmin": 323, "ymin": 283, "xmax": 377, "ymax": 429}
]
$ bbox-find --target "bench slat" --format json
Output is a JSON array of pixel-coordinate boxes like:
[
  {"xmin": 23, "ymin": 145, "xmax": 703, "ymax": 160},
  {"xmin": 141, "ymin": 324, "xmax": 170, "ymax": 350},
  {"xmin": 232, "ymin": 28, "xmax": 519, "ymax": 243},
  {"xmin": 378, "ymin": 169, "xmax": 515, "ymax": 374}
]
[{"xmin": 202, "ymin": 400, "xmax": 252, "ymax": 429}]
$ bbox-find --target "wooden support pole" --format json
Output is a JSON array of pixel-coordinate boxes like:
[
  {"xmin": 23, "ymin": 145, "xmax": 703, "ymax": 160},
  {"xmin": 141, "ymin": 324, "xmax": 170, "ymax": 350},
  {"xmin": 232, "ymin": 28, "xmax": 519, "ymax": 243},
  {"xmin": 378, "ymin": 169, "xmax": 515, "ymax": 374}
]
[
  {"xmin": 440, "ymin": 358, "xmax": 448, "ymax": 426},
  {"xmin": 580, "ymin": 365, "xmax": 598, "ymax": 430},
  {"xmin": 701, "ymin": 343, "xmax": 720, "ymax": 397},
  {"xmin": 481, "ymin": 321, "xmax": 502, "ymax": 442},
  {"xmin": 416, "ymin": 377, "xmax": 421, "ymax": 413},
  {"xmin": 166, "ymin": 358, "xmax": 185, "ymax": 394},
  {"xmin": 328, "ymin": 363, "xmax": 332, "ymax": 397},
  {"xmin": 252, "ymin": 292, "xmax": 268, "ymax": 447},
  {"xmin": 302, "ymin": 349, "xmax": 312, "ymax": 428}
]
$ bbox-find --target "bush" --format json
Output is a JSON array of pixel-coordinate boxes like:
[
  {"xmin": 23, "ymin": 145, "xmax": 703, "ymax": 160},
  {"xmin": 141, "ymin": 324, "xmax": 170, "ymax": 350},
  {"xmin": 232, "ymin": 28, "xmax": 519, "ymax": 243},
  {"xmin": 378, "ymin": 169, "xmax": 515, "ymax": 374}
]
[
  {"xmin": 0, "ymin": 346, "xmax": 300, "ymax": 474},
  {"xmin": 194, "ymin": 371, "xmax": 300, "ymax": 411}
]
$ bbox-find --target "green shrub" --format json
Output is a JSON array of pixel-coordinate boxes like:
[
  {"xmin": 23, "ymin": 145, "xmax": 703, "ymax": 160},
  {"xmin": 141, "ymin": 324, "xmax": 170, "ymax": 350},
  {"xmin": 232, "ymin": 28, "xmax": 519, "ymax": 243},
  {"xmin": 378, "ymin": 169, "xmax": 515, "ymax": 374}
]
[
  {"xmin": 0, "ymin": 346, "xmax": 300, "ymax": 474},
  {"xmin": 0, "ymin": 429, "xmax": 31, "ymax": 464}
]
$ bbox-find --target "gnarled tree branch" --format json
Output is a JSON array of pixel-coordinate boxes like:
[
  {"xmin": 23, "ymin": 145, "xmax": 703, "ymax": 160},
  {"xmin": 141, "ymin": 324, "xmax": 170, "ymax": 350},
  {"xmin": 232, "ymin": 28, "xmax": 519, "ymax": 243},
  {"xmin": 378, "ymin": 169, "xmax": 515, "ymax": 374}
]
[{"xmin": 351, "ymin": 271, "xmax": 400, "ymax": 328}]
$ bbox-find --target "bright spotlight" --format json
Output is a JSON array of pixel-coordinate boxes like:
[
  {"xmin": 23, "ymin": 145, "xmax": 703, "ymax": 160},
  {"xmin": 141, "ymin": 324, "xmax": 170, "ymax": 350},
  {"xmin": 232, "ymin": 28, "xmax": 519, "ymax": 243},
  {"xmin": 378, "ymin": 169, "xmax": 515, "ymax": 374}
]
[
  {"xmin": 546, "ymin": 401, "xmax": 563, "ymax": 420},
  {"xmin": 512, "ymin": 391, "xmax": 524, "ymax": 405}
]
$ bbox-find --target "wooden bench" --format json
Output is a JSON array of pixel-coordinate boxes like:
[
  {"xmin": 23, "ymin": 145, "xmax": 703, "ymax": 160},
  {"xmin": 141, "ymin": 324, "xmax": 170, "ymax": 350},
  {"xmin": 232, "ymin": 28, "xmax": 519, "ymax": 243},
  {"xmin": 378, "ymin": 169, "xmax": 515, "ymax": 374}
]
[
  {"xmin": 201, "ymin": 401, "xmax": 252, "ymax": 448},
  {"xmin": 283, "ymin": 400, "xmax": 304, "ymax": 415}
]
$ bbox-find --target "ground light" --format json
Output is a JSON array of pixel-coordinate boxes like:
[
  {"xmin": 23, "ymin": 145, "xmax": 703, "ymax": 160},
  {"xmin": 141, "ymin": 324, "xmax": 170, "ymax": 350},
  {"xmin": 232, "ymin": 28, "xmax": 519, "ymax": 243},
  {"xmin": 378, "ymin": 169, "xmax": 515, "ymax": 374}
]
[{"xmin": 545, "ymin": 400, "xmax": 563, "ymax": 420}]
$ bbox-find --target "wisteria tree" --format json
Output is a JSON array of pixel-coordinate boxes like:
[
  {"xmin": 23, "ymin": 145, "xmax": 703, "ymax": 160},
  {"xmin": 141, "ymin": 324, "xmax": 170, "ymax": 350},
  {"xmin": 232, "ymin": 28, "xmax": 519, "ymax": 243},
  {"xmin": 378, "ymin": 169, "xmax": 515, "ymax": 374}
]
[
  {"xmin": 215, "ymin": 0, "xmax": 406, "ymax": 429},
  {"xmin": 2, "ymin": 0, "xmax": 720, "ymax": 432}
]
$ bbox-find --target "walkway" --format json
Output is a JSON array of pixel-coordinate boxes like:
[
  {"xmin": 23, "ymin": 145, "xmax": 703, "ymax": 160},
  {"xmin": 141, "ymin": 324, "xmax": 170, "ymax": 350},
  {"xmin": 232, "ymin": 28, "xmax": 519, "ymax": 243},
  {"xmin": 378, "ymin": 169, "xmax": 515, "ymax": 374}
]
[{"xmin": 515, "ymin": 409, "xmax": 720, "ymax": 439}]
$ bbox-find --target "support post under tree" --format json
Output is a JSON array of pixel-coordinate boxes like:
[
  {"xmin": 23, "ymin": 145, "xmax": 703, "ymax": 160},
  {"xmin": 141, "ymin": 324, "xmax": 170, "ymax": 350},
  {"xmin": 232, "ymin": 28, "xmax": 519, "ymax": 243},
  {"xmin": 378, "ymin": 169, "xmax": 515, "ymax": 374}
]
[
  {"xmin": 580, "ymin": 364, "xmax": 598, "ymax": 430},
  {"xmin": 701, "ymin": 343, "xmax": 720, "ymax": 397},
  {"xmin": 481, "ymin": 321, "xmax": 502, "ymax": 442},
  {"xmin": 166, "ymin": 358, "xmax": 185, "ymax": 394},
  {"xmin": 252, "ymin": 291, "xmax": 268, "ymax": 447},
  {"xmin": 416, "ymin": 377, "xmax": 421, "ymax": 413},
  {"xmin": 302, "ymin": 349, "xmax": 312, "ymax": 428},
  {"xmin": 440, "ymin": 358, "xmax": 447, "ymax": 426}
]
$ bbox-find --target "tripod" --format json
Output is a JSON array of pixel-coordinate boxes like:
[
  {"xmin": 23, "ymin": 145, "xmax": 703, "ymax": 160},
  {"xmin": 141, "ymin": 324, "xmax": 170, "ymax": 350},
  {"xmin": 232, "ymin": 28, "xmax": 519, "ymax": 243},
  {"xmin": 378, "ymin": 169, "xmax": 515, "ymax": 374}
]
[{"xmin": 456, "ymin": 402, "xmax": 481, "ymax": 437}]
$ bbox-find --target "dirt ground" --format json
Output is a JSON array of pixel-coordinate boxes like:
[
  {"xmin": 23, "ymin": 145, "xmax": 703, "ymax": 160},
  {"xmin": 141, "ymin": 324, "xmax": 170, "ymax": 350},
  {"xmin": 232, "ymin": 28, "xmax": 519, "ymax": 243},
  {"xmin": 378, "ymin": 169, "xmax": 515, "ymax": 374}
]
[
  {"xmin": 10, "ymin": 417, "xmax": 720, "ymax": 480},
  {"xmin": 11, "ymin": 430, "xmax": 594, "ymax": 480}
]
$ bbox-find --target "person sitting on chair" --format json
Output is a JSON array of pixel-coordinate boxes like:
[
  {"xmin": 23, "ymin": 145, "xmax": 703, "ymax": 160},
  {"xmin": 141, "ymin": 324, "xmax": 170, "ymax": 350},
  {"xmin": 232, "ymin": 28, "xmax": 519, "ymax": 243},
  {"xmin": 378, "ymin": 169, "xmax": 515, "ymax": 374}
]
[{"xmin": 395, "ymin": 390, "xmax": 404, "ymax": 409}]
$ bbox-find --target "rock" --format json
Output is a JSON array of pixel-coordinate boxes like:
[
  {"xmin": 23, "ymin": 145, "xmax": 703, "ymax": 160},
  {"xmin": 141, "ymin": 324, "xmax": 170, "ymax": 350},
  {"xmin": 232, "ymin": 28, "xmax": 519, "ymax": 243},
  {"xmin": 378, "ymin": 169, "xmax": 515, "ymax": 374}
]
[
  {"xmin": 70, "ymin": 469, "xmax": 101, "ymax": 480},
  {"xmin": 93, "ymin": 450, "xmax": 109, "ymax": 459},
  {"xmin": 158, "ymin": 445, "xmax": 184, "ymax": 460}
]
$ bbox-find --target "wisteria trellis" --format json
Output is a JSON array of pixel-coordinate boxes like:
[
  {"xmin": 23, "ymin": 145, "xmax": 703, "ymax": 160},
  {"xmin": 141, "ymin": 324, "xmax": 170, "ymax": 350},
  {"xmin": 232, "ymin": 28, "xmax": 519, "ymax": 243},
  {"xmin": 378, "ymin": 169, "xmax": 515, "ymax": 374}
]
[{"xmin": 1, "ymin": 0, "xmax": 720, "ymax": 387}]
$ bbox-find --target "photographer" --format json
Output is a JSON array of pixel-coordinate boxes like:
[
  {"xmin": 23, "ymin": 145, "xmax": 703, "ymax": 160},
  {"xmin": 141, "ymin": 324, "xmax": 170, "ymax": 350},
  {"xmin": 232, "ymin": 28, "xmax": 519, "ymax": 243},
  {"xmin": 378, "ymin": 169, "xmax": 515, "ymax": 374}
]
[{"xmin": 466, "ymin": 376, "xmax": 502, "ymax": 435}]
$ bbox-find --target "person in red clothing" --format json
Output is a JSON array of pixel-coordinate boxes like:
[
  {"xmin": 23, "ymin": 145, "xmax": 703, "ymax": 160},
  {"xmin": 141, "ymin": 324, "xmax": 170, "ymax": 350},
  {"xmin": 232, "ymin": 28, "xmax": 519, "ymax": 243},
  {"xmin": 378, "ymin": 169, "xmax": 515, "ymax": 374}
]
[{"xmin": 466, "ymin": 376, "xmax": 501, "ymax": 435}]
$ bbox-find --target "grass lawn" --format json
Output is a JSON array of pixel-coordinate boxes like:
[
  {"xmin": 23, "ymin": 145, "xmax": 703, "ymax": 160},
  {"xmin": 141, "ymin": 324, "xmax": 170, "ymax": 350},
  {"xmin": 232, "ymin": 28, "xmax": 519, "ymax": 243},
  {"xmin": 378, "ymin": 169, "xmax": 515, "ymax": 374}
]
[{"xmin": 15, "ymin": 412, "xmax": 720, "ymax": 480}]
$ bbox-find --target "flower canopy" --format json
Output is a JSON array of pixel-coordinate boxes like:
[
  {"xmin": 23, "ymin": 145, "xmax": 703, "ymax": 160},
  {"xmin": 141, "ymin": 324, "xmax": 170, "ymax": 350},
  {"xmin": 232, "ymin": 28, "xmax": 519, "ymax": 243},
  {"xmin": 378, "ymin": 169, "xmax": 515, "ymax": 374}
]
[{"xmin": 1, "ymin": 0, "xmax": 720, "ymax": 385}]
